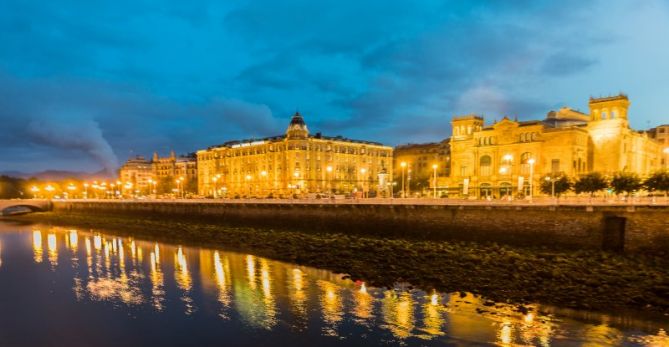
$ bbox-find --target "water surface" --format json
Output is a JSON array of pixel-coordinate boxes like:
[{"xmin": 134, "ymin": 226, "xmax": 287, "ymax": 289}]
[{"xmin": 0, "ymin": 221, "xmax": 666, "ymax": 346}]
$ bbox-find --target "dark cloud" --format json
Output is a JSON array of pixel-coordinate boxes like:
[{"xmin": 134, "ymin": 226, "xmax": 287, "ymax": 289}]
[{"xmin": 0, "ymin": 0, "xmax": 667, "ymax": 172}]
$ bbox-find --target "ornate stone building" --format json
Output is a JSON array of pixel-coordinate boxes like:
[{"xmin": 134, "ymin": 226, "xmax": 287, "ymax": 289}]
[
  {"xmin": 117, "ymin": 155, "xmax": 153, "ymax": 192},
  {"xmin": 151, "ymin": 151, "xmax": 198, "ymax": 193},
  {"xmin": 393, "ymin": 140, "xmax": 450, "ymax": 196},
  {"xmin": 443, "ymin": 94, "xmax": 662, "ymax": 198},
  {"xmin": 118, "ymin": 152, "xmax": 198, "ymax": 195},
  {"xmin": 197, "ymin": 112, "xmax": 393, "ymax": 198},
  {"xmin": 648, "ymin": 124, "xmax": 669, "ymax": 168}
]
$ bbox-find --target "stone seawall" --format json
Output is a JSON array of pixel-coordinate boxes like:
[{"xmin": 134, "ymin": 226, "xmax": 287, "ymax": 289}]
[{"xmin": 52, "ymin": 201, "xmax": 669, "ymax": 252}]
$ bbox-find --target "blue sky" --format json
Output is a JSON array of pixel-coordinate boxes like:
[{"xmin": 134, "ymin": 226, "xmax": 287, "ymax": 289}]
[{"xmin": 1, "ymin": 0, "xmax": 668, "ymax": 173}]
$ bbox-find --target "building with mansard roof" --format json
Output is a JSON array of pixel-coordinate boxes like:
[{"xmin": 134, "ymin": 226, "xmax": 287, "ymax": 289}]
[{"xmin": 197, "ymin": 112, "xmax": 393, "ymax": 198}]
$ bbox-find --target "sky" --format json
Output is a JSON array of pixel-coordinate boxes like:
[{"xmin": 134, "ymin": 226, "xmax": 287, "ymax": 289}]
[{"xmin": 1, "ymin": 0, "xmax": 668, "ymax": 174}]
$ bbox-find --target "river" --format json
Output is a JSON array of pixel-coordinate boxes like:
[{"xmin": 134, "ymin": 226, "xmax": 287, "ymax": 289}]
[{"xmin": 0, "ymin": 220, "xmax": 666, "ymax": 346}]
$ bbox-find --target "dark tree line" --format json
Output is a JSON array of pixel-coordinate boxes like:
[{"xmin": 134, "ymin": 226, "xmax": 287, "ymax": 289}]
[{"xmin": 540, "ymin": 171, "xmax": 669, "ymax": 198}]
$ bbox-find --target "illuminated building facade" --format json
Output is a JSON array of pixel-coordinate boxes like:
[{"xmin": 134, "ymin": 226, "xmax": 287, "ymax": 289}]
[
  {"xmin": 152, "ymin": 151, "xmax": 198, "ymax": 193},
  {"xmin": 648, "ymin": 124, "xmax": 669, "ymax": 168},
  {"xmin": 117, "ymin": 155, "xmax": 153, "ymax": 192},
  {"xmin": 197, "ymin": 112, "xmax": 393, "ymax": 197},
  {"xmin": 443, "ymin": 94, "xmax": 662, "ymax": 198},
  {"xmin": 393, "ymin": 140, "xmax": 450, "ymax": 196}
]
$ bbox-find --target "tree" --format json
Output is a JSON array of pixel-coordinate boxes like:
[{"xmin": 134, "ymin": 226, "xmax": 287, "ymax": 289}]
[
  {"xmin": 610, "ymin": 172, "xmax": 642, "ymax": 197},
  {"xmin": 644, "ymin": 170, "xmax": 669, "ymax": 197},
  {"xmin": 540, "ymin": 174, "xmax": 572, "ymax": 198},
  {"xmin": 574, "ymin": 172, "xmax": 608, "ymax": 197}
]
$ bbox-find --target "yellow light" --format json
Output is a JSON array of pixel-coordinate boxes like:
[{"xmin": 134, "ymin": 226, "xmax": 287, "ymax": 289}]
[
  {"xmin": 45, "ymin": 185, "xmax": 55, "ymax": 192},
  {"xmin": 664, "ymin": 147, "xmax": 669, "ymax": 154},
  {"xmin": 260, "ymin": 170, "xmax": 267, "ymax": 176},
  {"xmin": 245, "ymin": 174, "xmax": 252, "ymax": 180},
  {"xmin": 360, "ymin": 168, "xmax": 366, "ymax": 174},
  {"xmin": 400, "ymin": 161, "xmax": 407, "ymax": 168},
  {"xmin": 503, "ymin": 154, "xmax": 513, "ymax": 161},
  {"xmin": 326, "ymin": 166, "xmax": 333, "ymax": 172},
  {"xmin": 432, "ymin": 164, "xmax": 438, "ymax": 169},
  {"xmin": 528, "ymin": 158, "xmax": 535, "ymax": 165},
  {"xmin": 31, "ymin": 186, "xmax": 39, "ymax": 192},
  {"xmin": 499, "ymin": 167, "xmax": 508, "ymax": 174}
]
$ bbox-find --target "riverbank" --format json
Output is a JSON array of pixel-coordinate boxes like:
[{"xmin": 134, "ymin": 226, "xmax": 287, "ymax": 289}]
[{"xmin": 10, "ymin": 212, "xmax": 669, "ymax": 318}]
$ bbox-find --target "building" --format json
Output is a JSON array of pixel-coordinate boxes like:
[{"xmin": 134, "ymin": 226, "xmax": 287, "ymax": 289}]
[
  {"xmin": 152, "ymin": 151, "xmax": 198, "ymax": 194},
  {"xmin": 443, "ymin": 94, "xmax": 662, "ymax": 198},
  {"xmin": 197, "ymin": 112, "xmax": 393, "ymax": 198},
  {"xmin": 648, "ymin": 124, "xmax": 669, "ymax": 168},
  {"xmin": 393, "ymin": 140, "xmax": 450, "ymax": 197},
  {"xmin": 117, "ymin": 155, "xmax": 154, "ymax": 193}
]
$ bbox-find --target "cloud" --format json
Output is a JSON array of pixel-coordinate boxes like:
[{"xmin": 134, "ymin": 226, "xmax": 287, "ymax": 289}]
[
  {"xmin": 27, "ymin": 119, "xmax": 119, "ymax": 175},
  {"xmin": 1, "ymin": 0, "xmax": 668, "ymax": 171}
]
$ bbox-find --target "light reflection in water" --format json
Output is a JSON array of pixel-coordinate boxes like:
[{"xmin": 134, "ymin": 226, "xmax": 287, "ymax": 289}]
[
  {"xmin": 32, "ymin": 230, "xmax": 43, "ymax": 263},
  {"xmin": 318, "ymin": 280, "xmax": 344, "ymax": 336},
  {"xmin": 7, "ymin": 225, "xmax": 668, "ymax": 346},
  {"xmin": 175, "ymin": 246, "xmax": 195, "ymax": 315},
  {"xmin": 382, "ymin": 290, "xmax": 415, "ymax": 339},
  {"xmin": 47, "ymin": 233, "xmax": 58, "ymax": 267},
  {"xmin": 352, "ymin": 282, "xmax": 373, "ymax": 323}
]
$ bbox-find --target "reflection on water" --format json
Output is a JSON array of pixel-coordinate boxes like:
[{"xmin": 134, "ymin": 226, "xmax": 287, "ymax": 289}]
[{"xmin": 0, "ymin": 224, "xmax": 666, "ymax": 346}]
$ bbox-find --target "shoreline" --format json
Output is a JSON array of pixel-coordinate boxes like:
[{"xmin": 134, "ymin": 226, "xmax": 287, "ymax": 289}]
[{"xmin": 7, "ymin": 211, "xmax": 669, "ymax": 321}]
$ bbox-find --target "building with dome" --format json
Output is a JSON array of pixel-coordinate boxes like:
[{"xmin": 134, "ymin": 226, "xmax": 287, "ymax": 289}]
[{"xmin": 196, "ymin": 112, "xmax": 393, "ymax": 198}]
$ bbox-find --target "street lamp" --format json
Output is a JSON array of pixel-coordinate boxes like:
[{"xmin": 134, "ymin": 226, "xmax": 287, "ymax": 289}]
[
  {"xmin": 400, "ymin": 162, "xmax": 407, "ymax": 198},
  {"xmin": 528, "ymin": 158, "xmax": 535, "ymax": 202},
  {"xmin": 212, "ymin": 176, "xmax": 218, "ymax": 198},
  {"xmin": 326, "ymin": 165, "xmax": 333, "ymax": 195},
  {"xmin": 67, "ymin": 183, "xmax": 76, "ymax": 199},
  {"xmin": 432, "ymin": 164, "xmax": 438, "ymax": 199},
  {"xmin": 545, "ymin": 176, "xmax": 555, "ymax": 200},
  {"xmin": 245, "ymin": 174, "xmax": 252, "ymax": 197},
  {"xmin": 30, "ymin": 186, "xmax": 40, "ymax": 199},
  {"xmin": 359, "ymin": 168, "xmax": 367, "ymax": 198},
  {"xmin": 83, "ymin": 183, "xmax": 89, "ymax": 199},
  {"xmin": 45, "ymin": 185, "xmax": 55, "ymax": 199},
  {"xmin": 260, "ymin": 170, "xmax": 267, "ymax": 197}
]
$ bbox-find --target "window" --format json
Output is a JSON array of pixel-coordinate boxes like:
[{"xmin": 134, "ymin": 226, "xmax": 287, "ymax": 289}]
[
  {"xmin": 520, "ymin": 152, "xmax": 533, "ymax": 175},
  {"xmin": 460, "ymin": 166, "xmax": 468, "ymax": 177},
  {"xmin": 601, "ymin": 111, "xmax": 608, "ymax": 120},
  {"xmin": 480, "ymin": 155, "xmax": 492, "ymax": 176},
  {"xmin": 552, "ymin": 159, "xmax": 560, "ymax": 174}
]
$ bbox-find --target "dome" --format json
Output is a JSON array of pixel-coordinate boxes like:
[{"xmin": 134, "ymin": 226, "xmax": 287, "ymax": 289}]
[{"xmin": 286, "ymin": 111, "xmax": 309, "ymax": 139}]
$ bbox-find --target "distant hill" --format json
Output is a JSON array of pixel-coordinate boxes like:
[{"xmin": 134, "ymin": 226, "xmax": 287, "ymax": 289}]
[{"xmin": 0, "ymin": 169, "xmax": 112, "ymax": 181}]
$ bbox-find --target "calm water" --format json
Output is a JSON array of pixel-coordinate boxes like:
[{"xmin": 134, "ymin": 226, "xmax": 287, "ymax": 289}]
[{"xmin": 0, "ymin": 221, "xmax": 667, "ymax": 346}]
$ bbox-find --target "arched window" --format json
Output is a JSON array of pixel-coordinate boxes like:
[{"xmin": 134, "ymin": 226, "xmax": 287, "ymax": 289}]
[
  {"xmin": 499, "ymin": 182, "xmax": 512, "ymax": 198},
  {"xmin": 520, "ymin": 152, "xmax": 533, "ymax": 175},
  {"xmin": 480, "ymin": 155, "xmax": 492, "ymax": 176},
  {"xmin": 480, "ymin": 183, "xmax": 492, "ymax": 198}
]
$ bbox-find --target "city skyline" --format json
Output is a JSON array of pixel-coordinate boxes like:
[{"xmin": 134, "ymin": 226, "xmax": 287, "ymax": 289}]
[{"xmin": 1, "ymin": 1, "xmax": 669, "ymax": 174}]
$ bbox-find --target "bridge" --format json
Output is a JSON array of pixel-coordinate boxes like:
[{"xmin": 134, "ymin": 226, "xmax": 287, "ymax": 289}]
[{"xmin": 0, "ymin": 199, "xmax": 52, "ymax": 216}]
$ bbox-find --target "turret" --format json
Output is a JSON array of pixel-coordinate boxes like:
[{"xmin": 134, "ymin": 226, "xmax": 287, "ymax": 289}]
[
  {"xmin": 589, "ymin": 94, "xmax": 630, "ymax": 122},
  {"xmin": 286, "ymin": 111, "xmax": 309, "ymax": 139}
]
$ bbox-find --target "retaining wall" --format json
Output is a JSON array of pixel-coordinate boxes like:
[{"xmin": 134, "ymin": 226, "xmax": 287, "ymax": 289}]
[{"xmin": 51, "ymin": 201, "xmax": 669, "ymax": 252}]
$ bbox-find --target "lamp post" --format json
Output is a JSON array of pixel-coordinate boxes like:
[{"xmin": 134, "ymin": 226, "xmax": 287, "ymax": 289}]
[
  {"xmin": 83, "ymin": 183, "xmax": 89, "ymax": 199},
  {"xmin": 326, "ymin": 165, "xmax": 333, "ymax": 196},
  {"xmin": 545, "ymin": 176, "xmax": 555, "ymax": 201},
  {"xmin": 359, "ymin": 168, "xmax": 367, "ymax": 198},
  {"xmin": 245, "ymin": 174, "xmax": 252, "ymax": 197},
  {"xmin": 260, "ymin": 170, "xmax": 267, "ymax": 197},
  {"xmin": 400, "ymin": 162, "xmax": 407, "ymax": 198},
  {"xmin": 45, "ymin": 185, "xmax": 55, "ymax": 199},
  {"xmin": 212, "ymin": 176, "xmax": 218, "ymax": 198},
  {"xmin": 528, "ymin": 158, "xmax": 535, "ymax": 203},
  {"xmin": 31, "ymin": 186, "xmax": 40, "ymax": 199},
  {"xmin": 432, "ymin": 164, "xmax": 438, "ymax": 199},
  {"xmin": 67, "ymin": 183, "xmax": 76, "ymax": 199}
]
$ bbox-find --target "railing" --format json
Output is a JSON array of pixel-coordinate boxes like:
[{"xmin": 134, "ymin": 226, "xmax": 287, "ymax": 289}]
[{"xmin": 59, "ymin": 196, "xmax": 669, "ymax": 206}]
